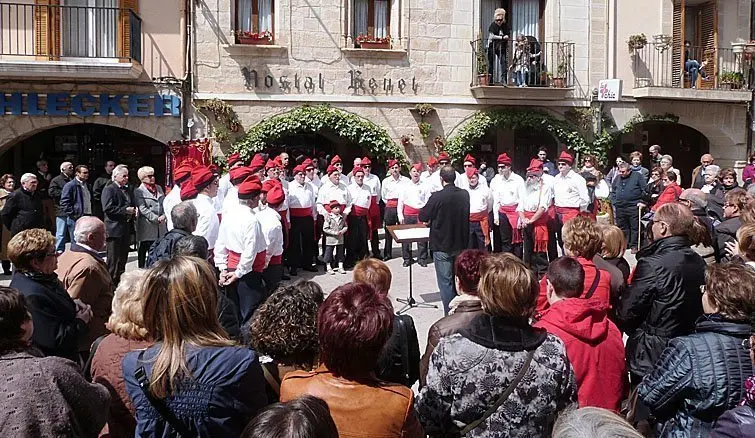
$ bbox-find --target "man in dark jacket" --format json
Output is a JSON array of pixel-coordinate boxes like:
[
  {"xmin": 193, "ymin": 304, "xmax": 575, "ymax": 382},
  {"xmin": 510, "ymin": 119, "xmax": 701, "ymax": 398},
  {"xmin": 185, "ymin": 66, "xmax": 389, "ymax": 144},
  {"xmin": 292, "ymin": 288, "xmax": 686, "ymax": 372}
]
[
  {"xmin": 57, "ymin": 165, "xmax": 92, "ymax": 253},
  {"xmin": 49, "ymin": 162, "xmax": 74, "ymax": 252},
  {"xmin": 102, "ymin": 165, "xmax": 136, "ymax": 286},
  {"xmin": 714, "ymin": 188, "xmax": 746, "ymax": 263},
  {"xmin": 146, "ymin": 201, "xmax": 197, "ymax": 267},
  {"xmin": 1, "ymin": 173, "xmax": 45, "ymax": 237},
  {"xmin": 92, "ymin": 160, "xmax": 115, "ymax": 219},
  {"xmin": 419, "ymin": 166, "xmax": 470, "ymax": 314},
  {"xmin": 36, "ymin": 159, "xmax": 55, "ymax": 231},
  {"xmin": 611, "ymin": 162, "xmax": 646, "ymax": 252}
]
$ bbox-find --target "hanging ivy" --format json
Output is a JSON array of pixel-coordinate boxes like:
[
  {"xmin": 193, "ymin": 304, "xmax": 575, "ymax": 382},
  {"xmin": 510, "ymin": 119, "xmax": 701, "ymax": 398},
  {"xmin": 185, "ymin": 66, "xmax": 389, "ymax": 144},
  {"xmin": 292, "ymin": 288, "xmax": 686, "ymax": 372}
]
[
  {"xmin": 233, "ymin": 104, "xmax": 408, "ymax": 163},
  {"xmin": 446, "ymin": 108, "xmax": 601, "ymax": 161}
]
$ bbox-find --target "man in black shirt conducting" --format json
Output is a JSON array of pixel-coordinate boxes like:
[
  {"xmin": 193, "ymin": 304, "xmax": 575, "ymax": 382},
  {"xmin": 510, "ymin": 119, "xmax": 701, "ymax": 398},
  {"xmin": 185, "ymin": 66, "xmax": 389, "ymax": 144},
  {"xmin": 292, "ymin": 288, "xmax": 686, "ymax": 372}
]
[{"xmin": 419, "ymin": 166, "xmax": 470, "ymax": 315}]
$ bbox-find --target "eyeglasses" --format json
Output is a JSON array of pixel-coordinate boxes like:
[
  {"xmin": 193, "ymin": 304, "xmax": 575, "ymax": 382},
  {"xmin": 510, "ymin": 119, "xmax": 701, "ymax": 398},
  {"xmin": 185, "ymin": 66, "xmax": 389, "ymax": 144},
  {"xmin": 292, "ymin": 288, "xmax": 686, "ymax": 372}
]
[
  {"xmin": 495, "ymin": 19, "xmax": 503, "ymax": 22},
  {"xmin": 362, "ymin": 165, "xmax": 371, "ymax": 169},
  {"xmin": 463, "ymin": 164, "xmax": 474, "ymax": 168},
  {"xmin": 724, "ymin": 203, "xmax": 735, "ymax": 208},
  {"xmin": 211, "ymin": 180, "xmax": 220, "ymax": 186},
  {"xmin": 145, "ymin": 174, "xmax": 155, "ymax": 178},
  {"xmin": 700, "ymin": 284, "xmax": 707, "ymax": 294},
  {"xmin": 743, "ymin": 337, "xmax": 754, "ymax": 352},
  {"xmin": 557, "ymin": 162, "xmax": 568, "ymax": 167}
]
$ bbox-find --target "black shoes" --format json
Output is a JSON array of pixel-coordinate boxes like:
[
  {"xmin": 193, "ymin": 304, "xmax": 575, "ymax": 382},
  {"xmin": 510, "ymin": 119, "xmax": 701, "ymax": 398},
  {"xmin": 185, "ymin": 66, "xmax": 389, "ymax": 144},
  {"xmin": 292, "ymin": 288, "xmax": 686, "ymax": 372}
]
[
  {"xmin": 289, "ymin": 268, "xmax": 298, "ymax": 276},
  {"xmin": 302, "ymin": 265, "xmax": 318, "ymax": 273},
  {"xmin": 403, "ymin": 259, "xmax": 414, "ymax": 267},
  {"xmin": 418, "ymin": 259, "xmax": 428, "ymax": 267}
]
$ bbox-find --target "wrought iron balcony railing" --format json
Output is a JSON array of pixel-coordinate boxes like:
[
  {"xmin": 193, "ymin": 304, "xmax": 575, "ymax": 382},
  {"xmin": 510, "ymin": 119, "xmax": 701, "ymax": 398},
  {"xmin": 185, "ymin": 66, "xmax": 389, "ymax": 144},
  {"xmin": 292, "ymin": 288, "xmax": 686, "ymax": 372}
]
[{"xmin": 471, "ymin": 38, "xmax": 575, "ymax": 88}]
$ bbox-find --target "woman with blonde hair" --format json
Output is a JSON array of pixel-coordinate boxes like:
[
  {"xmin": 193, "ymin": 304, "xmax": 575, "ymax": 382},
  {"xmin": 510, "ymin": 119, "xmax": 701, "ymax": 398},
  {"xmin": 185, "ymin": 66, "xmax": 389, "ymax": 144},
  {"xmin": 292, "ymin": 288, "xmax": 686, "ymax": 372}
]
[
  {"xmin": 599, "ymin": 224, "xmax": 630, "ymax": 281},
  {"xmin": 122, "ymin": 256, "xmax": 267, "ymax": 436},
  {"xmin": 91, "ymin": 269, "xmax": 151, "ymax": 438},
  {"xmin": 134, "ymin": 166, "xmax": 166, "ymax": 268},
  {"xmin": 486, "ymin": 8, "xmax": 510, "ymax": 85}
]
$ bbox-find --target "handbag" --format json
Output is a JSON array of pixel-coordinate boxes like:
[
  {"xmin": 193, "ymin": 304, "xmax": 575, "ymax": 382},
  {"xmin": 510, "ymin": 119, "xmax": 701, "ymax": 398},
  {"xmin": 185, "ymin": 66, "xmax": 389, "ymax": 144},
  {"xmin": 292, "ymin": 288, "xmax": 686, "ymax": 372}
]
[
  {"xmin": 83, "ymin": 334, "xmax": 107, "ymax": 382},
  {"xmin": 134, "ymin": 351, "xmax": 193, "ymax": 437},
  {"xmin": 458, "ymin": 350, "xmax": 536, "ymax": 436}
]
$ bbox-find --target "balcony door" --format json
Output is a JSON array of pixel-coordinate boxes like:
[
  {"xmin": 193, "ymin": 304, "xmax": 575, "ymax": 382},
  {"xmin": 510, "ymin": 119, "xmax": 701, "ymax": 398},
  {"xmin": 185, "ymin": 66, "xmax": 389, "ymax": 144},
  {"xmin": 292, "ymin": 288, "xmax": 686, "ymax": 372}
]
[
  {"xmin": 62, "ymin": 0, "xmax": 117, "ymax": 59},
  {"xmin": 479, "ymin": 0, "xmax": 543, "ymax": 42},
  {"xmin": 672, "ymin": 0, "xmax": 717, "ymax": 89}
]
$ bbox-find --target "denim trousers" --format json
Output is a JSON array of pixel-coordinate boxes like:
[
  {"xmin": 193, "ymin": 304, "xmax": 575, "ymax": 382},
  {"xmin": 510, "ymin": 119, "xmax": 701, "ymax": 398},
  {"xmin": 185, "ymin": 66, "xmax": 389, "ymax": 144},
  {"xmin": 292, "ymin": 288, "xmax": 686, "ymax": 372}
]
[
  {"xmin": 433, "ymin": 250, "xmax": 458, "ymax": 315},
  {"xmin": 55, "ymin": 217, "xmax": 76, "ymax": 253}
]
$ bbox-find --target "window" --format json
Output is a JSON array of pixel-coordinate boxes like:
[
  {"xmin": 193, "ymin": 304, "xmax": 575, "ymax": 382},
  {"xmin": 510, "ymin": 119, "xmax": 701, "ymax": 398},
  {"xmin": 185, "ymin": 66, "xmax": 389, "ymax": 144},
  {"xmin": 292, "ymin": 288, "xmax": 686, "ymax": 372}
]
[
  {"xmin": 479, "ymin": 0, "xmax": 542, "ymax": 41},
  {"xmin": 353, "ymin": 0, "xmax": 390, "ymax": 46},
  {"xmin": 62, "ymin": 0, "xmax": 118, "ymax": 58},
  {"xmin": 236, "ymin": 0, "xmax": 274, "ymax": 40}
]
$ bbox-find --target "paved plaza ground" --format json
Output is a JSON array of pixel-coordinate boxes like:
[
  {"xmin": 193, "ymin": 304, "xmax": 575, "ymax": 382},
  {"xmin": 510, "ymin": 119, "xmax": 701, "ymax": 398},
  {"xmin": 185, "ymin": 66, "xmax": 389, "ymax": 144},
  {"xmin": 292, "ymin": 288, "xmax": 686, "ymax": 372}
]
[{"xmin": 0, "ymin": 239, "xmax": 638, "ymax": 355}]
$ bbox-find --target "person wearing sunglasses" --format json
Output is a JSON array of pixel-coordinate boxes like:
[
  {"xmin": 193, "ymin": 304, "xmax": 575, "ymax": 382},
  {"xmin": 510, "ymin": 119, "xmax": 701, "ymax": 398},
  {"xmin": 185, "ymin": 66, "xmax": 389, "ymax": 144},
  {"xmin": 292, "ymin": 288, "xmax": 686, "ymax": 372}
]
[
  {"xmin": 486, "ymin": 8, "xmax": 510, "ymax": 85},
  {"xmin": 552, "ymin": 151, "xmax": 590, "ymax": 254}
]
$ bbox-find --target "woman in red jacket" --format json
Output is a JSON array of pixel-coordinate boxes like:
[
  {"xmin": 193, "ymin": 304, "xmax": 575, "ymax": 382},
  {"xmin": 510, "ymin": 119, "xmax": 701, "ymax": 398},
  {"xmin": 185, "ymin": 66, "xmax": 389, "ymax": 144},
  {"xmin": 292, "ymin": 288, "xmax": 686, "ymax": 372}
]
[{"xmin": 651, "ymin": 170, "xmax": 682, "ymax": 212}]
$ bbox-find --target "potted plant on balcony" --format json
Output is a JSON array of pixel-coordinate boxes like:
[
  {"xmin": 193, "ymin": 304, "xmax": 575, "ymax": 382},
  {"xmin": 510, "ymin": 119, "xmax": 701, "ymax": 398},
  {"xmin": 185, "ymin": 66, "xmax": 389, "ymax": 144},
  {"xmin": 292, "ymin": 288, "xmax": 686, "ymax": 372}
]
[
  {"xmin": 627, "ymin": 33, "xmax": 647, "ymax": 52},
  {"xmin": 476, "ymin": 48, "xmax": 488, "ymax": 86},
  {"xmin": 236, "ymin": 30, "xmax": 273, "ymax": 45},
  {"xmin": 356, "ymin": 34, "xmax": 391, "ymax": 49},
  {"xmin": 549, "ymin": 60, "xmax": 568, "ymax": 88},
  {"xmin": 720, "ymin": 71, "xmax": 744, "ymax": 90}
]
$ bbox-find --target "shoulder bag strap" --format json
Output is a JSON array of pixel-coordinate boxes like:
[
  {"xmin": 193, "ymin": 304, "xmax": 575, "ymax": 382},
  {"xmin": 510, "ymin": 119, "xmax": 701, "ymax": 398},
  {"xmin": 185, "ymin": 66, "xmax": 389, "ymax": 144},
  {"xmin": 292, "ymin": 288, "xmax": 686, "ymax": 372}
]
[
  {"xmin": 397, "ymin": 315, "xmax": 412, "ymax": 385},
  {"xmin": 83, "ymin": 334, "xmax": 107, "ymax": 382},
  {"xmin": 261, "ymin": 363, "xmax": 281, "ymax": 396},
  {"xmin": 584, "ymin": 267, "xmax": 601, "ymax": 299},
  {"xmin": 134, "ymin": 351, "xmax": 193, "ymax": 438},
  {"xmin": 459, "ymin": 350, "xmax": 536, "ymax": 436}
]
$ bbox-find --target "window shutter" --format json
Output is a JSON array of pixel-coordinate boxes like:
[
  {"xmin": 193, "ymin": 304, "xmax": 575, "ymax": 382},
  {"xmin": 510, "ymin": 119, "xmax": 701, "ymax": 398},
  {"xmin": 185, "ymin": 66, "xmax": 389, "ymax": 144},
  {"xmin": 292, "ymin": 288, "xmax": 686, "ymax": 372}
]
[
  {"xmin": 119, "ymin": 0, "xmax": 139, "ymax": 60},
  {"xmin": 697, "ymin": 1, "xmax": 717, "ymax": 90},
  {"xmin": 672, "ymin": 0, "xmax": 685, "ymax": 87},
  {"xmin": 34, "ymin": 0, "xmax": 60, "ymax": 59}
]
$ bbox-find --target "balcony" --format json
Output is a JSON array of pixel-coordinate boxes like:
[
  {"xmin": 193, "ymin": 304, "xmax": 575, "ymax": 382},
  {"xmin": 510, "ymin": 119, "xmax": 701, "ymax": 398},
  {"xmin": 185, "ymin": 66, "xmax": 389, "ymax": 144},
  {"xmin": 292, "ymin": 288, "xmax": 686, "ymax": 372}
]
[
  {"xmin": 0, "ymin": 2, "xmax": 143, "ymax": 80},
  {"xmin": 469, "ymin": 38, "xmax": 575, "ymax": 101},
  {"xmin": 631, "ymin": 42, "xmax": 751, "ymax": 103}
]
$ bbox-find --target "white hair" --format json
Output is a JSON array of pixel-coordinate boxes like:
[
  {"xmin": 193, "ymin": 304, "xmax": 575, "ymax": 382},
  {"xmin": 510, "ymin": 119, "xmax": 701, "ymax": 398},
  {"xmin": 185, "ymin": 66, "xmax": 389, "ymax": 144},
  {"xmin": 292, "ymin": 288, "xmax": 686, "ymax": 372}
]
[
  {"xmin": 73, "ymin": 216, "xmax": 104, "ymax": 244},
  {"xmin": 20, "ymin": 173, "xmax": 37, "ymax": 184},
  {"xmin": 112, "ymin": 164, "xmax": 129, "ymax": 181},
  {"xmin": 552, "ymin": 407, "xmax": 643, "ymax": 438},
  {"xmin": 660, "ymin": 154, "xmax": 673, "ymax": 164},
  {"xmin": 60, "ymin": 161, "xmax": 73, "ymax": 172},
  {"xmin": 704, "ymin": 164, "xmax": 721, "ymax": 177},
  {"xmin": 137, "ymin": 166, "xmax": 155, "ymax": 180}
]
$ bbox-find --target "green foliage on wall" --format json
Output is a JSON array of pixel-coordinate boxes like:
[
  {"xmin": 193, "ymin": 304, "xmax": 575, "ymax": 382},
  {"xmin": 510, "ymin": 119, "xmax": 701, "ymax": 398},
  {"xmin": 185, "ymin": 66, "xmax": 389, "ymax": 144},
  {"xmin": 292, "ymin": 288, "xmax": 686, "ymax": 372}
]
[
  {"xmin": 592, "ymin": 112, "xmax": 680, "ymax": 155},
  {"xmin": 233, "ymin": 104, "xmax": 407, "ymax": 162}
]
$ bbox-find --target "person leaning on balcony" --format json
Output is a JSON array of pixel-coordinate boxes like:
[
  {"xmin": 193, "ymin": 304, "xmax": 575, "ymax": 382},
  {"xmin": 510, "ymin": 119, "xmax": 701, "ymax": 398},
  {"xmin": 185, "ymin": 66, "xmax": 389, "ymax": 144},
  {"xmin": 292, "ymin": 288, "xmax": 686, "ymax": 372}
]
[
  {"xmin": 684, "ymin": 40, "xmax": 709, "ymax": 88},
  {"xmin": 487, "ymin": 8, "xmax": 510, "ymax": 85}
]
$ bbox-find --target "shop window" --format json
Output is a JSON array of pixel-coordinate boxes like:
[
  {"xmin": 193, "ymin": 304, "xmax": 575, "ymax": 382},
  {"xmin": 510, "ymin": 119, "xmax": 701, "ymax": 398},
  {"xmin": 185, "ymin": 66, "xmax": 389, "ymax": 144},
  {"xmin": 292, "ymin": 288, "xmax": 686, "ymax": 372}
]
[
  {"xmin": 236, "ymin": 0, "xmax": 274, "ymax": 42},
  {"xmin": 353, "ymin": 0, "xmax": 391, "ymax": 48}
]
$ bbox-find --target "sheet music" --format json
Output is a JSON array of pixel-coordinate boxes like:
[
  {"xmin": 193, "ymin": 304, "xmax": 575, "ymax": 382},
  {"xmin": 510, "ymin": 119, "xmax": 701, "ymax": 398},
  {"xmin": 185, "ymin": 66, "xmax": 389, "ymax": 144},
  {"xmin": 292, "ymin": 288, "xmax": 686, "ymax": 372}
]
[{"xmin": 393, "ymin": 227, "xmax": 430, "ymax": 241}]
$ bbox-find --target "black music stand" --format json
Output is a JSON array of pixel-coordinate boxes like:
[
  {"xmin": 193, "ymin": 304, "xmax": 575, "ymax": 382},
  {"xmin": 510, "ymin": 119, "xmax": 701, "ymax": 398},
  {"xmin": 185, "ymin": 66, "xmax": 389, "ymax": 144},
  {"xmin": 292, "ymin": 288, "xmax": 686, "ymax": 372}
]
[{"xmin": 387, "ymin": 224, "xmax": 438, "ymax": 314}]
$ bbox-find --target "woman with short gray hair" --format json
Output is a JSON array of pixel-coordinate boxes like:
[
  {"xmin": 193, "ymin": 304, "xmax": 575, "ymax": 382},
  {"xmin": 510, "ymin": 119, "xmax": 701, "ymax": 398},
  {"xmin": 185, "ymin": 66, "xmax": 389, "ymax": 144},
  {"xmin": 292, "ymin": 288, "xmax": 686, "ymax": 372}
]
[
  {"xmin": 552, "ymin": 407, "xmax": 642, "ymax": 438},
  {"xmin": 134, "ymin": 166, "xmax": 166, "ymax": 268}
]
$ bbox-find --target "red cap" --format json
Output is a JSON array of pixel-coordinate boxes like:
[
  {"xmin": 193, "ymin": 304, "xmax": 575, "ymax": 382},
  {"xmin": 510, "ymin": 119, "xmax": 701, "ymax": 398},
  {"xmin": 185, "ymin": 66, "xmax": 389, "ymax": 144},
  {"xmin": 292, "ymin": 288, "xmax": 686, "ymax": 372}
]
[
  {"xmin": 328, "ymin": 199, "xmax": 341, "ymax": 208},
  {"xmin": 387, "ymin": 159, "xmax": 399, "ymax": 168},
  {"xmin": 180, "ymin": 180, "xmax": 198, "ymax": 200},
  {"xmin": 558, "ymin": 151, "xmax": 574, "ymax": 165},
  {"xmin": 427, "ymin": 156, "xmax": 439, "ymax": 166},
  {"xmin": 208, "ymin": 164, "xmax": 220, "ymax": 176},
  {"xmin": 438, "ymin": 152, "xmax": 450, "ymax": 162},
  {"xmin": 230, "ymin": 166, "xmax": 254, "ymax": 185},
  {"xmin": 303, "ymin": 158, "xmax": 314, "ymax": 169},
  {"xmin": 465, "ymin": 166, "xmax": 478, "ymax": 178},
  {"xmin": 326, "ymin": 164, "xmax": 339, "ymax": 175},
  {"xmin": 352, "ymin": 166, "xmax": 365, "ymax": 176},
  {"xmin": 463, "ymin": 154, "xmax": 476, "ymax": 166},
  {"xmin": 331, "ymin": 155, "xmax": 342, "ymax": 165},
  {"xmin": 173, "ymin": 162, "xmax": 193, "ymax": 184},
  {"xmin": 238, "ymin": 175, "xmax": 263, "ymax": 199},
  {"xmin": 361, "ymin": 157, "xmax": 372, "ymax": 166},
  {"xmin": 497, "ymin": 153, "xmax": 512, "ymax": 166},
  {"xmin": 265, "ymin": 159, "xmax": 277, "ymax": 170},
  {"xmin": 191, "ymin": 166, "xmax": 216, "ymax": 192},
  {"xmin": 227, "ymin": 153, "xmax": 242, "ymax": 167},
  {"xmin": 526, "ymin": 159, "xmax": 544, "ymax": 175},
  {"xmin": 249, "ymin": 154, "xmax": 266, "ymax": 173},
  {"xmin": 412, "ymin": 163, "xmax": 423, "ymax": 172},
  {"xmin": 273, "ymin": 155, "xmax": 283, "ymax": 168},
  {"xmin": 293, "ymin": 164, "xmax": 306, "ymax": 175},
  {"xmin": 263, "ymin": 180, "xmax": 285, "ymax": 205}
]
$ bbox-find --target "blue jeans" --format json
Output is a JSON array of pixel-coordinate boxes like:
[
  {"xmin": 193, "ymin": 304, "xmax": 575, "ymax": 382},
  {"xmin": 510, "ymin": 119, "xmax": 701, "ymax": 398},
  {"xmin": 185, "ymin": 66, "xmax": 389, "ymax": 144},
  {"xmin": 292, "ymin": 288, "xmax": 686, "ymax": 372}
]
[
  {"xmin": 685, "ymin": 60, "xmax": 706, "ymax": 87},
  {"xmin": 55, "ymin": 217, "xmax": 76, "ymax": 253},
  {"xmin": 433, "ymin": 251, "xmax": 458, "ymax": 315}
]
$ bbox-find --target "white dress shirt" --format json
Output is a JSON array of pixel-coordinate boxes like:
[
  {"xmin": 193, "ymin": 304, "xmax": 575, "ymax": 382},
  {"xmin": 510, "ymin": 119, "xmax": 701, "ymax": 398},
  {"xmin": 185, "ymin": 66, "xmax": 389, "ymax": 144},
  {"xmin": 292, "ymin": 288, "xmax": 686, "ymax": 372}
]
[
  {"xmin": 457, "ymin": 172, "xmax": 488, "ymax": 190},
  {"xmin": 397, "ymin": 180, "xmax": 431, "ymax": 223},
  {"xmin": 517, "ymin": 181, "xmax": 554, "ymax": 212},
  {"xmin": 192, "ymin": 193, "xmax": 220, "ymax": 247},
  {"xmin": 221, "ymin": 186, "xmax": 239, "ymax": 218},
  {"xmin": 214, "ymin": 173, "xmax": 232, "ymax": 213},
  {"xmin": 360, "ymin": 173, "xmax": 382, "ymax": 202},
  {"xmin": 254, "ymin": 204, "xmax": 284, "ymax": 265},
  {"xmin": 420, "ymin": 170, "xmax": 434, "ymax": 183},
  {"xmin": 466, "ymin": 183, "xmax": 493, "ymax": 214},
  {"xmin": 553, "ymin": 170, "xmax": 590, "ymax": 210},
  {"xmin": 306, "ymin": 175, "xmax": 322, "ymax": 191},
  {"xmin": 429, "ymin": 170, "xmax": 463, "ymax": 192},
  {"xmin": 214, "ymin": 203, "xmax": 265, "ymax": 277},
  {"xmin": 288, "ymin": 180, "xmax": 317, "ymax": 219},
  {"xmin": 163, "ymin": 185, "xmax": 181, "ymax": 231},
  {"xmin": 381, "ymin": 175, "xmax": 410, "ymax": 201},
  {"xmin": 316, "ymin": 182, "xmax": 352, "ymax": 216},
  {"xmin": 490, "ymin": 173, "xmax": 525, "ymax": 211},
  {"xmin": 348, "ymin": 183, "xmax": 373, "ymax": 209}
]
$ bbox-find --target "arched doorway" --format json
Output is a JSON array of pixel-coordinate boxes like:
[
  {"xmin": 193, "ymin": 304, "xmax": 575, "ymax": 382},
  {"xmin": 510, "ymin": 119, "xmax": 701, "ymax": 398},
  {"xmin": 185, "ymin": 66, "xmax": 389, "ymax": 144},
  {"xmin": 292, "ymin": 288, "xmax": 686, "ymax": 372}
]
[
  {"xmin": 0, "ymin": 124, "xmax": 168, "ymax": 185},
  {"xmin": 465, "ymin": 126, "xmax": 559, "ymax": 175},
  {"xmin": 617, "ymin": 121, "xmax": 710, "ymax": 187}
]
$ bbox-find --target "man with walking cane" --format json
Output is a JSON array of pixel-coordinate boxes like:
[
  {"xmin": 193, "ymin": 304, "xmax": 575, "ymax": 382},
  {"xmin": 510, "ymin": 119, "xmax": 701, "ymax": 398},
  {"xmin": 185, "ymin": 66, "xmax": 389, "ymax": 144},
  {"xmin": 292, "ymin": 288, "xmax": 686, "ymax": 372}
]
[{"xmin": 611, "ymin": 161, "xmax": 646, "ymax": 254}]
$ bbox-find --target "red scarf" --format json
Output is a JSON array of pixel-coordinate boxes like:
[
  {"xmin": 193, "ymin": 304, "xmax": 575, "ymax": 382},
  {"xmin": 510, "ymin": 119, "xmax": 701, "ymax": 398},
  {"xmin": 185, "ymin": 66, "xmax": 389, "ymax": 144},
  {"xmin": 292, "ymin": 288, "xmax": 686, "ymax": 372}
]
[{"xmin": 144, "ymin": 183, "xmax": 158, "ymax": 196}]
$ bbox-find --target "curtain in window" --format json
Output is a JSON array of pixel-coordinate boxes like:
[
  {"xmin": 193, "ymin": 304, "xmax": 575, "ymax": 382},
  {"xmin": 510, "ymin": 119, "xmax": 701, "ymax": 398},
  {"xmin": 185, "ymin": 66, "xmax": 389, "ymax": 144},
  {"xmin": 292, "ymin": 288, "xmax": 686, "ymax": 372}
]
[
  {"xmin": 258, "ymin": 0, "xmax": 272, "ymax": 33},
  {"xmin": 480, "ymin": 0, "xmax": 500, "ymax": 40},
  {"xmin": 374, "ymin": 0, "xmax": 388, "ymax": 38},
  {"xmin": 96, "ymin": 0, "xmax": 117, "ymax": 58},
  {"xmin": 510, "ymin": 0, "xmax": 539, "ymax": 40},
  {"xmin": 354, "ymin": 0, "xmax": 368, "ymax": 39},
  {"xmin": 62, "ymin": 0, "xmax": 116, "ymax": 57},
  {"xmin": 237, "ymin": 0, "xmax": 253, "ymax": 33}
]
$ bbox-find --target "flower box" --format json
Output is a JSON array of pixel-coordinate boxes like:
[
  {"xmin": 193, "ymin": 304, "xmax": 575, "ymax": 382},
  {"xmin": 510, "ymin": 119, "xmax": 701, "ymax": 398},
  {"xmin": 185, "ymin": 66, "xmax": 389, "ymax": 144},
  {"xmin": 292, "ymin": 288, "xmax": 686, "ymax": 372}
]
[
  {"xmin": 238, "ymin": 36, "xmax": 272, "ymax": 45},
  {"xmin": 236, "ymin": 30, "xmax": 273, "ymax": 45},
  {"xmin": 359, "ymin": 41, "xmax": 390, "ymax": 50}
]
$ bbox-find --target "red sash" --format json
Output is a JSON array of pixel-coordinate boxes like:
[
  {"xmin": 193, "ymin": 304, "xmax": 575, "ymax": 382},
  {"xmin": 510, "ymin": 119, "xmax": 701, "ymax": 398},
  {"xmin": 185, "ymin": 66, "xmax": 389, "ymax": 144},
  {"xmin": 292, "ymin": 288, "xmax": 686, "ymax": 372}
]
[
  {"xmin": 524, "ymin": 211, "xmax": 549, "ymax": 253},
  {"xmin": 252, "ymin": 250, "xmax": 267, "ymax": 273},
  {"xmin": 290, "ymin": 207, "xmax": 312, "ymax": 218},
  {"xmin": 269, "ymin": 254, "xmax": 282, "ymax": 265},
  {"xmin": 498, "ymin": 205, "xmax": 522, "ymax": 244},
  {"xmin": 351, "ymin": 205, "xmax": 370, "ymax": 216},
  {"xmin": 470, "ymin": 211, "xmax": 491, "ymax": 246},
  {"xmin": 228, "ymin": 250, "xmax": 241, "ymax": 270},
  {"xmin": 555, "ymin": 206, "xmax": 582, "ymax": 224},
  {"xmin": 368, "ymin": 196, "xmax": 381, "ymax": 232},
  {"xmin": 386, "ymin": 199, "xmax": 399, "ymax": 208},
  {"xmin": 403, "ymin": 205, "xmax": 421, "ymax": 217},
  {"xmin": 217, "ymin": 213, "xmax": 222, "ymax": 223},
  {"xmin": 547, "ymin": 204, "xmax": 557, "ymax": 219}
]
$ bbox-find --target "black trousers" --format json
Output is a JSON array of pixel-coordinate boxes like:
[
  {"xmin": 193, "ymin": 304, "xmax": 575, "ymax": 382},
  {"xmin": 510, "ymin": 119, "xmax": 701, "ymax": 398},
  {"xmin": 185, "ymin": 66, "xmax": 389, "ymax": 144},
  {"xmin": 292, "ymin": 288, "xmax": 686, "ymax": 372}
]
[
  {"xmin": 615, "ymin": 204, "xmax": 640, "ymax": 250},
  {"xmin": 469, "ymin": 221, "xmax": 486, "ymax": 250},
  {"xmin": 137, "ymin": 240, "xmax": 153, "ymax": 269},
  {"xmin": 289, "ymin": 215, "xmax": 316, "ymax": 268},
  {"xmin": 522, "ymin": 224, "xmax": 549, "ymax": 278},
  {"xmin": 237, "ymin": 270, "xmax": 266, "ymax": 326},
  {"xmin": 498, "ymin": 212, "xmax": 523, "ymax": 258},
  {"xmin": 402, "ymin": 215, "xmax": 428, "ymax": 262},
  {"xmin": 106, "ymin": 234, "xmax": 130, "ymax": 286},
  {"xmin": 383, "ymin": 206, "xmax": 399, "ymax": 258},
  {"xmin": 262, "ymin": 263, "xmax": 284, "ymax": 293},
  {"xmin": 324, "ymin": 244, "xmax": 345, "ymax": 266},
  {"xmin": 490, "ymin": 210, "xmax": 502, "ymax": 252},
  {"xmin": 547, "ymin": 215, "xmax": 560, "ymax": 262},
  {"xmin": 346, "ymin": 214, "xmax": 369, "ymax": 265}
]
